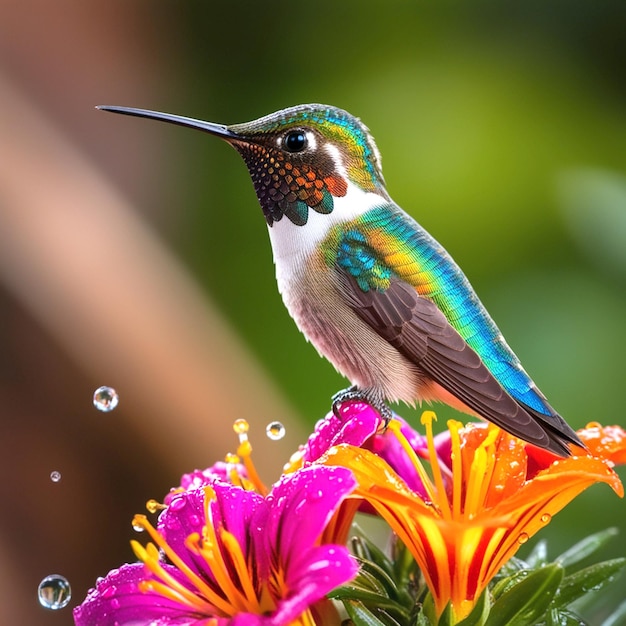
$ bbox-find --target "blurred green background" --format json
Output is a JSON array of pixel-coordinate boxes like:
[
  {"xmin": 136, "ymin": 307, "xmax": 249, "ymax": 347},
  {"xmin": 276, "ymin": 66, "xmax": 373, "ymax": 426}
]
[{"xmin": 1, "ymin": 0, "xmax": 625, "ymax": 623}]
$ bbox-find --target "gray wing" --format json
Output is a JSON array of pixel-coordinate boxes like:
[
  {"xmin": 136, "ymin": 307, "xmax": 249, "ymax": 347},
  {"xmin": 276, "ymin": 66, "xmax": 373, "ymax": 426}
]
[{"xmin": 336, "ymin": 271, "xmax": 575, "ymax": 455}]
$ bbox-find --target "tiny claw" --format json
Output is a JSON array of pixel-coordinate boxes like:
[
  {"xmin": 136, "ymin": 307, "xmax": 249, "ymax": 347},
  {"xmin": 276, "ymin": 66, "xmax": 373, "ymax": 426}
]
[{"xmin": 331, "ymin": 386, "xmax": 392, "ymax": 426}]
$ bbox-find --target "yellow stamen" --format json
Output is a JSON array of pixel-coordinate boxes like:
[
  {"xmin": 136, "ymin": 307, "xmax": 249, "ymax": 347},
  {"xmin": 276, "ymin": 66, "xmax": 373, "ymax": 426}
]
[
  {"xmin": 463, "ymin": 427, "xmax": 498, "ymax": 520},
  {"xmin": 145, "ymin": 498, "xmax": 165, "ymax": 514},
  {"xmin": 132, "ymin": 514, "xmax": 234, "ymax": 616},
  {"xmin": 233, "ymin": 419, "xmax": 250, "ymax": 437},
  {"xmin": 220, "ymin": 529, "xmax": 264, "ymax": 612},
  {"xmin": 422, "ymin": 411, "xmax": 452, "ymax": 520},
  {"xmin": 448, "ymin": 421, "xmax": 463, "ymax": 519},
  {"xmin": 188, "ymin": 485, "xmax": 271, "ymax": 615},
  {"xmin": 237, "ymin": 439, "xmax": 269, "ymax": 496},
  {"xmin": 131, "ymin": 540, "xmax": 219, "ymax": 613},
  {"xmin": 194, "ymin": 488, "xmax": 252, "ymax": 614},
  {"xmin": 224, "ymin": 452, "xmax": 246, "ymax": 488},
  {"xmin": 386, "ymin": 419, "xmax": 438, "ymax": 506}
]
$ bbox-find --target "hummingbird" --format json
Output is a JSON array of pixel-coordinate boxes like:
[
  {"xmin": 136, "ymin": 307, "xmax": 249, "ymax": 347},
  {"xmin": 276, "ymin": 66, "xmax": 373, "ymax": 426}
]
[{"xmin": 98, "ymin": 103, "xmax": 583, "ymax": 456}]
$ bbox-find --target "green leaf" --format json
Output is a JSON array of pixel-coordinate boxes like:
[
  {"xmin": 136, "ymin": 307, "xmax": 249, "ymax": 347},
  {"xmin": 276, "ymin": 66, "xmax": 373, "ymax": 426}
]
[
  {"xmin": 491, "ymin": 569, "xmax": 533, "ymax": 600},
  {"xmin": 435, "ymin": 602, "xmax": 455, "ymax": 626},
  {"xmin": 485, "ymin": 563, "xmax": 564, "ymax": 626},
  {"xmin": 455, "ymin": 590, "xmax": 491, "ymax": 626},
  {"xmin": 544, "ymin": 608, "xmax": 588, "ymax": 625},
  {"xmin": 422, "ymin": 592, "xmax": 438, "ymax": 626},
  {"xmin": 352, "ymin": 533, "xmax": 394, "ymax": 574},
  {"xmin": 552, "ymin": 558, "xmax": 626, "ymax": 609},
  {"xmin": 555, "ymin": 528, "xmax": 619, "ymax": 569},
  {"xmin": 356, "ymin": 557, "xmax": 401, "ymax": 596},
  {"xmin": 331, "ymin": 585, "xmax": 401, "ymax": 612},
  {"xmin": 343, "ymin": 599, "xmax": 391, "ymax": 626},
  {"xmin": 392, "ymin": 536, "xmax": 420, "ymax": 586},
  {"xmin": 416, "ymin": 612, "xmax": 434, "ymax": 626}
]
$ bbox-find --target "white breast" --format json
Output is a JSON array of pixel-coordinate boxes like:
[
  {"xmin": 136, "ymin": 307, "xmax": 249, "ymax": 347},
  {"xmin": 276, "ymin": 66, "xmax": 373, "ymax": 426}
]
[{"xmin": 267, "ymin": 183, "xmax": 385, "ymax": 293}]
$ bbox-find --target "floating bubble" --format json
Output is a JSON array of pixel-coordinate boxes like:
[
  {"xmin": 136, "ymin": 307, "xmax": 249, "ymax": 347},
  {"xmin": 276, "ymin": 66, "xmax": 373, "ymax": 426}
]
[
  {"xmin": 93, "ymin": 386, "xmax": 119, "ymax": 412},
  {"xmin": 265, "ymin": 421, "xmax": 286, "ymax": 441},
  {"xmin": 49, "ymin": 471, "xmax": 61, "ymax": 483},
  {"xmin": 38, "ymin": 574, "xmax": 71, "ymax": 610}
]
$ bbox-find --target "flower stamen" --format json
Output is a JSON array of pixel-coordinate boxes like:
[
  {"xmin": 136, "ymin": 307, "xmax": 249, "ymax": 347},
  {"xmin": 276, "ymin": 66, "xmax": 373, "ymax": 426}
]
[
  {"xmin": 386, "ymin": 419, "xmax": 438, "ymax": 506},
  {"xmin": 422, "ymin": 411, "xmax": 452, "ymax": 520},
  {"xmin": 132, "ymin": 540, "xmax": 220, "ymax": 613},
  {"xmin": 132, "ymin": 513, "xmax": 235, "ymax": 616},
  {"xmin": 449, "ymin": 421, "xmax": 463, "ymax": 519}
]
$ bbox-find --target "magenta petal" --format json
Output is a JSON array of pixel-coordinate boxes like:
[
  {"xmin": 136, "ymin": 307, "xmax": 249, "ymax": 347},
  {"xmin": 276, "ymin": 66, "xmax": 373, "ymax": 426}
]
[
  {"xmin": 255, "ymin": 466, "xmax": 357, "ymax": 576},
  {"xmin": 156, "ymin": 489, "xmax": 207, "ymax": 577},
  {"xmin": 207, "ymin": 481, "xmax": 262, "ymax": 558},
  {"xmin": 303, "ymin": 402, "xmax": 382, "ymax": 463},
  {"xmin": 73, "ymin": 562, "xmax": 201, "ymax": 626},
  {"xmin": 372, "ymin": 418, "xmax": 430, "ymax": 496},
  {"xmin": 270, "ymin": 544, "xmax": 358, "ymax": 626}
]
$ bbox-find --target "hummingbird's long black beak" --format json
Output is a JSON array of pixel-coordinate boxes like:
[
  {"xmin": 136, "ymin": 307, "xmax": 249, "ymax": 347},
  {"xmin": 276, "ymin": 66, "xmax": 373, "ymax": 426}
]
[{"xmin": 96, "ymin": 106, "xmax": 239, "ymax": 141}]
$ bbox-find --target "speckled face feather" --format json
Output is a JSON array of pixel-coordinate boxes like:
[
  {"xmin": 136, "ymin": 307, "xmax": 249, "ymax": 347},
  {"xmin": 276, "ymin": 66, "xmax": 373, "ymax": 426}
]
[
  {"xmin": 227, "ymin": 104, "xmax": 386, "ymax": 226},
  {"xmin": 231, "ymin": 136, "xmax": 348, "ymax": 226}
]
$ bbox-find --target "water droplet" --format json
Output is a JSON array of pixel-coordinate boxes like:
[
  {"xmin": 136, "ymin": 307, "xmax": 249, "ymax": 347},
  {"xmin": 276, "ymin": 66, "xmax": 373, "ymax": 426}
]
[
  {"xmin": 265, "ymin": 421, "xmax": 286, "ymax": 441},
  {"xmin": 50, "ymin": 470, "xmax": 61, "ymax": 483},
  {"xmin": 540, "ymin": 513, "xmax": 552, "ymax": 524},
  {"xmin": 518, "ymin": 532, "xmax": 529, "ymax": 544},
  {"xmin": 93, "ymin": 386, "xmax": 119, "ymax": 412},
  {"xmin": 132, "ymin": 522, "xmax": 145, "ymax": 533},
  {"xmin": 169, "ymin": 496, "xmax": 186, "ymax": 511},
  {"xmin": 38, "ymin": 574, "xmax": 71, "ymax": 610}
]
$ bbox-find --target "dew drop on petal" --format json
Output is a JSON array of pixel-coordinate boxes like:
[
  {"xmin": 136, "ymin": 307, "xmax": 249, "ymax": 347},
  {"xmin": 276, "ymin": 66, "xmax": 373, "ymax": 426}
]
[
  {"xmin": 309, "ymin": 488, "xmax": 324, "ymax": 501},
  {"xmin": 266, "ymin": 421, "xmax": 286, "ymax": 441},
  {"xmin": 540, "ymin": 513, "xmax": 552, "ymax": 524},
  {"xmin": 38, "ymin": 575, "xmax": 71, "ymax": 610},
  {"xmin": 518, "ymin": 532, "xmax": 530, "ymax": 544},
  {"xmin": 50, "ymin": 470, "xmax": 61, "ymax": 483},
  {"xmin": 169, "ymin": 496, "xmax": 186, "ymax": 512},
  {"xmin": 93, "ymin": 386, "xmax": 119, "ymax": 412}
]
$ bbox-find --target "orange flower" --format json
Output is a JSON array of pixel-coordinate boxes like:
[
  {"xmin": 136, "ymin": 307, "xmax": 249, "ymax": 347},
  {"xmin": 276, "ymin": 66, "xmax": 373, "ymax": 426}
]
[{"xmin": 321, "ymin": 413, "xmax": 625, "ymax": 622}]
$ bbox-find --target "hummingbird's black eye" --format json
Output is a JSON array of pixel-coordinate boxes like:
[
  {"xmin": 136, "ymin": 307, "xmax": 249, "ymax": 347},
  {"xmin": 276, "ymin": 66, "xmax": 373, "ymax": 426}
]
[{"xmin": 283, "ymin": 130, "xmax": 307, "ymax": 153}]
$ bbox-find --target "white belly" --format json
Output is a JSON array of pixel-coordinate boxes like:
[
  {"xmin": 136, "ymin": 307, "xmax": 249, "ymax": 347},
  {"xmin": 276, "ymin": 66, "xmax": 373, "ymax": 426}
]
[{"xmin": 277, "ymin": 256, "xmax": 426, "ymax": 404}]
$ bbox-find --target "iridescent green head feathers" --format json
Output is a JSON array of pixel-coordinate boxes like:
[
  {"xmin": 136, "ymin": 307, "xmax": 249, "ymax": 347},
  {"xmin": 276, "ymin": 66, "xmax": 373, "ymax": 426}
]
[{"xmin": 97, "ymin": 103, "xmax": 388, "ymax": 226}]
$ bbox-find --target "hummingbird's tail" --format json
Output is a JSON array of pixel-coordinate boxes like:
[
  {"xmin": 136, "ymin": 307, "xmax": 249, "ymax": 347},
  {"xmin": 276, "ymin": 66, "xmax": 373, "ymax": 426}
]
[{"xmin": 518, "ymin": 402, "xmax": 584, "ymax": 457}]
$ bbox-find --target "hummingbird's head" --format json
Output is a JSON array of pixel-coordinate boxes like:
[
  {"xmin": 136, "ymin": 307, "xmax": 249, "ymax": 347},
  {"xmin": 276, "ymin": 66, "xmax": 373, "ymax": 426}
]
[{"xmin": 97, "ymin": 103, "xmax": 387, "ymax": 226}]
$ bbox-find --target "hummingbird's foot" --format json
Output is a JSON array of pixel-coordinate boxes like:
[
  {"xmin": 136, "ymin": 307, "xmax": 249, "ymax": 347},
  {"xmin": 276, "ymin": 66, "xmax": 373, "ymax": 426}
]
[{"xmin": 331, "ymin": 386, "xmax": 392, "ymax": 426}]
